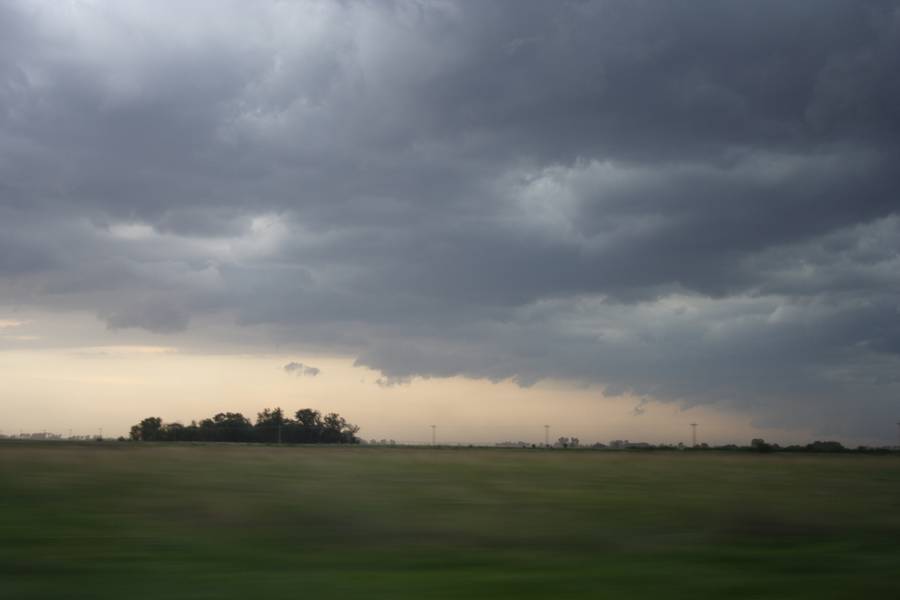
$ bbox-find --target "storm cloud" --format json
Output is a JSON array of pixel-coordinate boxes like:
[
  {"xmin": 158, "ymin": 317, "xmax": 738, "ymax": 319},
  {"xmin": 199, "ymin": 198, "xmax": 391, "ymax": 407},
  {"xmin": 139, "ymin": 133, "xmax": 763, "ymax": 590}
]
[{"xmin": 1, "ymin": 1, "xmax": 899, "ymax": 439}]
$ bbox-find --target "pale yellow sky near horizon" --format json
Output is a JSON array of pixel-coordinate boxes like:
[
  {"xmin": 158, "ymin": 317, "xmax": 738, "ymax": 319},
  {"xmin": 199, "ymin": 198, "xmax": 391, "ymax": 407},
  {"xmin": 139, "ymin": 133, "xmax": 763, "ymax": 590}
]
[{"xmin": 0, "ymin": 311, "xmax": 815, "ymax": 445}]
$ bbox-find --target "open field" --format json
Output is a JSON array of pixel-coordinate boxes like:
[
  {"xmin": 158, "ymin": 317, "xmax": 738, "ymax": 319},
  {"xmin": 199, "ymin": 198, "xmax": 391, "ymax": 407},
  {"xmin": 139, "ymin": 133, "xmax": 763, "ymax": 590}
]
[{"xmin": 1, "ymin": 443, "xmax": 899, "ymax": 599}]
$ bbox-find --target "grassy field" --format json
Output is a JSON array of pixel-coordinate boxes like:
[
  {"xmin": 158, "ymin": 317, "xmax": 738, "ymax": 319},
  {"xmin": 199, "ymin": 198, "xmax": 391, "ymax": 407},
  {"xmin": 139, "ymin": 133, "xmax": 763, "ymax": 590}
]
[{"xmin": 1, "ymin": 443, "xmax": 899, "ymax": 599}]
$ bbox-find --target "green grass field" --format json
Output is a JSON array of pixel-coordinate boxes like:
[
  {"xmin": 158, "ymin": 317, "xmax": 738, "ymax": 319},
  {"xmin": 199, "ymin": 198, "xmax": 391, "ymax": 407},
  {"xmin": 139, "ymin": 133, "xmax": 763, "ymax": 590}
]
[{"xmin": 1, "ymin": 443, "xmax": 899, "ymax": 599}]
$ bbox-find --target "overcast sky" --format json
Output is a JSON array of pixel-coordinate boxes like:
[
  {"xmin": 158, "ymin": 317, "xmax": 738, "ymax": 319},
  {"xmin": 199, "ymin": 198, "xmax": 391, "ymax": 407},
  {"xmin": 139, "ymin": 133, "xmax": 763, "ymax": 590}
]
[{"xmin": 2, "ymin": 1, "xmax": 899, "ymax": 443}]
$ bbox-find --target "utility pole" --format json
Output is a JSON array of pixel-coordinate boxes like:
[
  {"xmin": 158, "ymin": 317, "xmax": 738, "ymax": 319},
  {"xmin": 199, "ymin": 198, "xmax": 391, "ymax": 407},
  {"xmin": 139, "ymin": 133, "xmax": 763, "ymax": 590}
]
[
  {"xmin": 544, "ymin": 424, "xmax": 550, "ymax": 447},
  {"xmin": 431, "ymin": 425, "xmax": 436, "ymax": 446},
  {"xmin": 690, "ymin": 423, "xmax": 698, "ymax": 447}
]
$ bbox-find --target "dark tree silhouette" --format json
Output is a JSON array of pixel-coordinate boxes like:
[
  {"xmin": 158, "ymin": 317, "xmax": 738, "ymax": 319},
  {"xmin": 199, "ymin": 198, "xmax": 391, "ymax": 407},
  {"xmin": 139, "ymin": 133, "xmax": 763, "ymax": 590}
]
[
  {"xmin": 256, "ymin": 407, "xmax": 286, "ymax": 443},
  {"xmin": 293, "ymin": 408, "xmax": 322, "ymax": 443},
  {"xmin": 750, "ymin": 438, "xmax": 773, "ymax": 453},
  {"xmin": 130, "ymin": 417, "xmax": 163, "ymax": 441},
  {"xmin": 805, "ymin": 440, "xmax": 846, "ymax": 453},
  {"xmin": 129, "ymin": 408, "xmax": 360, "ymax": 444}
]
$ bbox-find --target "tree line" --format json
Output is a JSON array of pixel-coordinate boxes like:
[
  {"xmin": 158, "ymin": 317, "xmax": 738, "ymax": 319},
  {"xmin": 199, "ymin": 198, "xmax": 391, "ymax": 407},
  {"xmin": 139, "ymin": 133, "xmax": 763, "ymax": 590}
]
[{"xmin": 129, "ymin": 408, "xmax": 360, "ymax": 444}]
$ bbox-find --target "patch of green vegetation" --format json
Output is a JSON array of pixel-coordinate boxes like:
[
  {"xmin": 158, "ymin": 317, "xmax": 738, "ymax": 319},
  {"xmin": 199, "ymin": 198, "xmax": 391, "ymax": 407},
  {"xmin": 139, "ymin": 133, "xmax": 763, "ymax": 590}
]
[{"xmin": 1, "ymin": 443, "xmax": 898, "ymax": 599}]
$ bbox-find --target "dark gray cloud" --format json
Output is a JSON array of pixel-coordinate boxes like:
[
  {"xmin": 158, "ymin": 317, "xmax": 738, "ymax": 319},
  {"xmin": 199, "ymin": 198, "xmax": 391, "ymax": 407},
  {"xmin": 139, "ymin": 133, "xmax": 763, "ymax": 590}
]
[
  {"xmin": 1, "ymin": 1, "xmax": 899, "ymax": 440},
  {"xmin": 283, "ymin": 362, "xmax": 320, "ymax": 377}
]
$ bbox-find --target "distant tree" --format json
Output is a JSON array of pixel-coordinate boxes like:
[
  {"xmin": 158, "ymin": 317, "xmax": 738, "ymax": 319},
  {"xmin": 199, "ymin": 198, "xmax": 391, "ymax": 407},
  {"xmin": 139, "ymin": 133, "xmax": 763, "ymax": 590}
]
[
  {"xmin": 195, "ymin": 412, "xmax": 253, "ymax": 442},
  {"xmin": 806, "ymin": 440, "xmax": 845, "ymax": 453},
  {"xmin": 163, "ymin": 422, "xmax": 184, "ymax": 442},
  {"xmin": 128, "ymin": 407, "xmax": 359, "ymax": 445},
  {"xmin": 322, "ymin": 412, "xmax": 360, "ymax": 444},
  {"xmin": 342, "ymin": 421, "xmax": 361, "ymax": 444},
  {"xmin": 294, "ymin": 408, "xmax": 321, "ymax": 427},
  {"xmin": 295, "ymin": 408, "xmax": 323, "ymax": 443},
  {"xmin": 257, "ymin": 407, "xmax": 285, "ymax": 427},
  {"xmin": 181, "ymin": 420, "xmax": 201, "ymax": 442},
  {"xmin": 256, "ymin": 407, "xmax": 286, "ymax": 443},
  {"xmin": 751, "ymin": 438, "xmax": 773, "ymax": 453},
  {"xmin": 131, "ymin": 417, "xmax": 163, "ymax": 441}
]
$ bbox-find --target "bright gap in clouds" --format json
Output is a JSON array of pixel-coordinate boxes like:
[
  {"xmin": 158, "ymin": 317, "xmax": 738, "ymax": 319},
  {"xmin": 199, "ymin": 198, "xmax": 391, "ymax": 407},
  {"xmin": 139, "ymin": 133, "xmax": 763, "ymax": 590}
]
[{"xmin": 0, "ymin": 331, "xmax": 811, "ymax": 447}]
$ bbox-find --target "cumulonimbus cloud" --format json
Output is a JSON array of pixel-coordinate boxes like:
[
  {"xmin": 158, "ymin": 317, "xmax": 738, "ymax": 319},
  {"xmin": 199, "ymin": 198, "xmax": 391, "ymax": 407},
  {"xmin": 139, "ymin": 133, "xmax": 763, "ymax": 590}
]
[{"xmin": 1, "ymin": 0, "xmax": 899, "ymax": 441}]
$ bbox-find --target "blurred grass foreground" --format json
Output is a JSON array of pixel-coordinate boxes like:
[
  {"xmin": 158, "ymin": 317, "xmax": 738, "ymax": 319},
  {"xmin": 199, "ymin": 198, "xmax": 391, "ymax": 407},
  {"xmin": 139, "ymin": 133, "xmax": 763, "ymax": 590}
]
[{"xmin": 2, "ymin": 443, "xmax": 899, "ymax": 599}]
